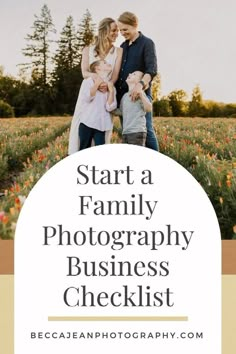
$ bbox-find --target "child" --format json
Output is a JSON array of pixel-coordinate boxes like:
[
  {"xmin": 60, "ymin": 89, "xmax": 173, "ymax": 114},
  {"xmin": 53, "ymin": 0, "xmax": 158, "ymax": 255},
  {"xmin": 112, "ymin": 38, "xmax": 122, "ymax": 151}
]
[
  {"xmin": 120, "ymin": 71, "xmax": 152, "ymax": 146},
  {"xmin": 68, "ymin": 60, "xmax": 117, "ymax": 152}
]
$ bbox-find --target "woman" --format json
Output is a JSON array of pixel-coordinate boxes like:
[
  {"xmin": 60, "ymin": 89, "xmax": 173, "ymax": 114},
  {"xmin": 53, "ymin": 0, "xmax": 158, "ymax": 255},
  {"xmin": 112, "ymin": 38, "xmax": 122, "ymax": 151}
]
[
  {"xmin": 81, "ymin": 18, "xmax": 122, "ymax": 84},
  {"xmin": 116, "ymin": 11, "xmax": 159, "ymax": 151},
  {"xmin": 68, "ymin": 18, "xmax": 122, "ymax": 154}
]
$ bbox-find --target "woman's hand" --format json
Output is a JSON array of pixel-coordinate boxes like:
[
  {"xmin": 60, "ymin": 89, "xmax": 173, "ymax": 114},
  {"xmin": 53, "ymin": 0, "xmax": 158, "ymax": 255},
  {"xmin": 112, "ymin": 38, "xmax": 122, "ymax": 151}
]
[{"xmin": 107, "ymin": 81, "xmax": 114, "ymax": 93}]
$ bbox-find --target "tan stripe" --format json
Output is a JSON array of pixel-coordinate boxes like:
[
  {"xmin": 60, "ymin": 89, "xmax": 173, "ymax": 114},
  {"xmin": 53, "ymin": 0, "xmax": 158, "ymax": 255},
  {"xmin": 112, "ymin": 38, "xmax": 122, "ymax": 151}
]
[
  {"xmin": 1, "ymin": 240, "xmax": 236, "ymax": 274},
  {"xmin": 0, "ymin": 240, "xmax": 14, "ymax": 275},
  {"xmin": 48, "ymin": 316, "xmax": 188, "ymax": 322},
  {"xmin": 222, "ymin": 241, "xmax": 236, "ymax": 274}
]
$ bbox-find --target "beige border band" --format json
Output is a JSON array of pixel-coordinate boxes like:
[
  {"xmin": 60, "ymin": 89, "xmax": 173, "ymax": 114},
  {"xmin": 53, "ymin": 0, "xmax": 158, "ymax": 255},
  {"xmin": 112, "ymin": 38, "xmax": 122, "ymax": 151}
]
[{"xmin": 48, "ymin": 316, "xmax": 188, "ymax": 321}]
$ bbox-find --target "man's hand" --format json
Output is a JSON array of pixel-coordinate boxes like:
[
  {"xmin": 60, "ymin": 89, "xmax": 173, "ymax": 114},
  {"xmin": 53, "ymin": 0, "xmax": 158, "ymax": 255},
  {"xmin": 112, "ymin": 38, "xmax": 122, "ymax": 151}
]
[
  {"xmin": 130, "ymin": 82, "xmax": 143, "ymax": 101},
  {"xmin": 98, "ymin": 81, "xmax": 108, "ymax": 93}
]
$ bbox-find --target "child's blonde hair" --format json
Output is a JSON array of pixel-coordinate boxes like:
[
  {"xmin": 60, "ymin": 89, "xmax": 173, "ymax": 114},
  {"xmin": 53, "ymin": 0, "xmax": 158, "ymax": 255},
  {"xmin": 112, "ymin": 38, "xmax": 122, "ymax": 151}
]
[{"xmin": 89, "ymin": 60, "xmax": 102, "ymax": 73}]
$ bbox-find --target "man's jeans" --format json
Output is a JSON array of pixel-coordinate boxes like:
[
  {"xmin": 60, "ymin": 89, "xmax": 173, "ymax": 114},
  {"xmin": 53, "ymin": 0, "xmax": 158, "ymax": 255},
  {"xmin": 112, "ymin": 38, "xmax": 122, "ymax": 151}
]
[{"xmin": 145, "ymin": 95, "xmax": 159, "ymax": 151}]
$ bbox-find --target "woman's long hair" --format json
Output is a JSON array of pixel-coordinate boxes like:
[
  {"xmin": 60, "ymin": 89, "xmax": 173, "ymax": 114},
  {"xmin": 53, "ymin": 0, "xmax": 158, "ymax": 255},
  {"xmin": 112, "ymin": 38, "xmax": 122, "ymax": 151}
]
[{"xmin": 93, "ymin": 18, "xmax": 116, "ymax": 58}]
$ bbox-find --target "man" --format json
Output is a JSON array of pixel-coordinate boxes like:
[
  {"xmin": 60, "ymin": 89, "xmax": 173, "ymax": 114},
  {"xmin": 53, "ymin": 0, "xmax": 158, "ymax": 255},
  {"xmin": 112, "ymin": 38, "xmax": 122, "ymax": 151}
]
[{"xmin": 116, "ymin": 11, "xmax": 159, "ymax": 151}]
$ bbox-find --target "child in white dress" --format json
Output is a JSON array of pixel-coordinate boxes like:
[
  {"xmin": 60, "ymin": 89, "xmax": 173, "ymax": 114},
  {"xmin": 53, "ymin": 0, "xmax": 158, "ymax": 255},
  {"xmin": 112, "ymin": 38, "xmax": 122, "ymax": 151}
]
[{"xmin": 70, "ymin": 60, "xmax": 117, "ymax": 151}]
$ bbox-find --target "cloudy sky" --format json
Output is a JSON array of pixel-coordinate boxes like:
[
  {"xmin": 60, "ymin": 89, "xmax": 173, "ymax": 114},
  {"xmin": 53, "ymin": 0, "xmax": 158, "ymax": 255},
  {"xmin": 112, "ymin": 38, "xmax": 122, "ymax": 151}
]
[{"xmin": 0, "ymin": 0, "xmax": 236, "ymax": 102}]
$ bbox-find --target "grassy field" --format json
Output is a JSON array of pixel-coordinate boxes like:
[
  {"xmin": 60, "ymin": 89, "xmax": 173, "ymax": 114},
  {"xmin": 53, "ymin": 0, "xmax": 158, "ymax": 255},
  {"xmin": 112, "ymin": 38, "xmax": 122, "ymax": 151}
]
[{"xmin": 0, "ymin": 116, "xmax": 235, "ymax": 239}]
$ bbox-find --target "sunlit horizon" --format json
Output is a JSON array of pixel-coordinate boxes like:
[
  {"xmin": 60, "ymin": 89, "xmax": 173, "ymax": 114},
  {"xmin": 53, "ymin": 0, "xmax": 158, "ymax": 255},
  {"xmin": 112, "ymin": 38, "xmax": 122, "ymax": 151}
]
[{"xmin": 1, "ymin": 0, "xmax": 236, "ymax": 103}]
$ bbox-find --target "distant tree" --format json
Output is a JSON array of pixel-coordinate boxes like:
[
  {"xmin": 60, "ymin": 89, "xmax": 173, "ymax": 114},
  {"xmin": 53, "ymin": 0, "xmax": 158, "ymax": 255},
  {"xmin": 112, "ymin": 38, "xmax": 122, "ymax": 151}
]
[
  {"xmin": 168, "ymin": 89, "xmax": 188, "ymax": 116},
  {"xmin": 153, "ymin": 98, "xmax": 172, "ymax": 117},
  {"xmin": 52, "ymin": 16, "xmax": 83, "ymax": 114},
  {"xmin": 22, "ymin": 4, "xmax": 56, "ymax": 86},
  {"xmin": 151, "ymin": 73, "xmax": 161, "ymax": 102},
  {"xmin": 76, "ymin": 9, "xmax": 96, "ymax": 63},
  {"xmin": 0, "ymin": 75, "xmax": 17, "ymax": 103},
  {"xmin": 21, "ymin": 4, "xmax": 56, "ymax": 114},
  {"xmin": 54, "ymin": 16, "xmax": 78, "ymax": 71},
  {"xmin": 203, "ymin": 101, "xmax": 225, "ymax": 117},
  {"xmin": 188, "ymin": 84, "xmax": 204, "ymax": 116},
  {"xmin": 12, "ymin": 81, "xmax": 36, "ymax": 116},
  {"xmin": 222, "ymin": 103, "xmax": 236, "ymax": 117},
  {"xmin": 0, "ymin": 100, "xmax": 14, "ymax": 118}
]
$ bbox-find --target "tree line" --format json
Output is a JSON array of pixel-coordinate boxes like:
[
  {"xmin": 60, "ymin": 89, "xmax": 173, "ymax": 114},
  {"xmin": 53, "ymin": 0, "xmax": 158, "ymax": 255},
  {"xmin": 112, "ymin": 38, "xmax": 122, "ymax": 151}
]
[
  {"xmin": 0, "ymin": 5, "xmax": 94, "ymax": 117},
  {"xmin": 0, "ymin": 4, "xmax": 236, "ymax": 118},
  {"xmin": 152, "ymin": 80, "xmax": 236, "ymax": 118}
]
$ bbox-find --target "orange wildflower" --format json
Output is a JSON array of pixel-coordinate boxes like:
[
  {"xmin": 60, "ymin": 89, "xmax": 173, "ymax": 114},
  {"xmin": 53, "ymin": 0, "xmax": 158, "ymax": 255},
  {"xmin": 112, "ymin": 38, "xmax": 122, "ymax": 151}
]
[
  {"xmin": 2, "ymin": 215, "xmax": 9, "ymax": 224},
  {"xmin": 15, "ymin": 197, "xmax": 21, "ymax": 205}
]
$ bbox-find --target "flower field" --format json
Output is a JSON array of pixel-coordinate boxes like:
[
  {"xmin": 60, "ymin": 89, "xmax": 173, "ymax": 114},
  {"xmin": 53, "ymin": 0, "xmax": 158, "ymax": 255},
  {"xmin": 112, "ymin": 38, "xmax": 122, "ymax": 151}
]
[
  {"xmin": 155, "ymin": 118, "xmax": 236, "ymax": 240},
  {"xmin": 0, "ymin": 116, "xmax": 235, "ymax": 239},
  {"xmin": 0, "ymin": 117, "xmax": 71, "ymax": 183}
]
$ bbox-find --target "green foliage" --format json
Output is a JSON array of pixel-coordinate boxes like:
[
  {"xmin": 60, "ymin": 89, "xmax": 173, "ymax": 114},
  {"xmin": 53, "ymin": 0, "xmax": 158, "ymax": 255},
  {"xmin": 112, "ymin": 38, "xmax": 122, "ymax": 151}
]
[
  {"xmin": 153, "ymin": 98, "xmax": 172, "ymax": 116},
  {"xmin": 0, "ymin": 121, "xmax": 70, "ymax": 239},
  {"xmin": 54, "ymin": 16, "xmax": 79, "ymax": 71},
  {"xmin": 20, "ymin": 4, "xmax": 57, "ymax": 115},
  {"xmin": 0, "ymin": 75, "xmax": 18, "ymax": 103},
  {"xmin": 1, "ymin": 5, "xmax": 236, "ymax": 118},
  {"xmin": 189, "ymin": 84, "xmax": 204, "ymax": 117},
  {"xmin": 0, "ymin": 117, "xmax": 70, "ymax": 183},
  {"xmin": 201, "ymin": 100, "xmax": 224, "ymax": 117},
  {"xmin": 22, "ymin": 4, "xmax": 56, "ymax": 86},
  {"xmin": 0, "ymin": 100, "xmax": 14, "ymax": 118},
  {"xmin": 168, "ymin": 89, "xmax": 188, "ymax": 116},
  {"xmin": 152, "ymin": 89, "xmax": 236, "ymax": 118},
  {"xmin": 53, "ymin": 66, "xmax": 83, "ymax": 114},
  {"xmin": 152, "ymin": 117, "xmax": 236, "ymax": 239},
  {"xmin": 77, "ymin": 9, "xmax": 96, "ymax": 61},
  {"xmin": 52, "ymin": 16, "xmax": 83, "ymax": 114},
  {"xmin": 222, "ymin": 104, "xmax": 236, "ymax": 117}
]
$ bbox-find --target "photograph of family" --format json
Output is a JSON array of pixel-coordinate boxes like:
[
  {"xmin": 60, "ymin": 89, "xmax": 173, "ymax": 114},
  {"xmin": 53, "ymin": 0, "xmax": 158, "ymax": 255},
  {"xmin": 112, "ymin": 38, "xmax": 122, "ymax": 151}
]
[{"xmin": 0, "ymin": 0, "xmax": 235, "ymax": 241}]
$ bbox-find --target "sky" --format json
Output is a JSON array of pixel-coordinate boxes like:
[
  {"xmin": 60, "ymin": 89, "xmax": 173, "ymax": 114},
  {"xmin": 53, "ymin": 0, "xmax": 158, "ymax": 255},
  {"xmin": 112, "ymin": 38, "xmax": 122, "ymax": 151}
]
[{"xmin": 0, "ymin": 0, "xmax": 236, "ymax": 103}]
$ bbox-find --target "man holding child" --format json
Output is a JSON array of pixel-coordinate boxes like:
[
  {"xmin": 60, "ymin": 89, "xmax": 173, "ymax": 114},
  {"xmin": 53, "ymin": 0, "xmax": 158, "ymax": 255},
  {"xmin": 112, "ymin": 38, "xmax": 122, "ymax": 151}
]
[{"xmin": 116, "ymin": 11, "xmax": 158, "ymax": 151}]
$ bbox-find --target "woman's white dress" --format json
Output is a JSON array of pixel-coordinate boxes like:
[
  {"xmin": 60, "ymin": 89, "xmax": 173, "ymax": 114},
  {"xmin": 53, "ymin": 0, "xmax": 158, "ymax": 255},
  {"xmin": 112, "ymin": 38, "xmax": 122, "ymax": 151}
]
[{"xmin": 68, "ymin": 45, "xmax": 118, "ymax": 154}]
